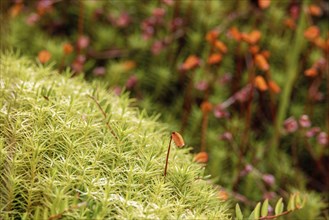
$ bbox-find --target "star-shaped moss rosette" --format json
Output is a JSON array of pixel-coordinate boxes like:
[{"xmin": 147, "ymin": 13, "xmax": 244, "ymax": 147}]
[{"xmin": 0, "ymin": 52, "xmax": 230, "ymax": 219}]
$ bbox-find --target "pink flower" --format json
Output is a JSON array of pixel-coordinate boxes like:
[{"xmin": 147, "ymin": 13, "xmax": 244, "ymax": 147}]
[
  {"xmin": 218, "ymin": 73, "xmax": 232, "ymax": 85},
  {"xmin": 239, "ymin": 164, "xmax": 253, "ymax": 177},
  {"xmin": 113, "ymin": 86, "xmax": 122, "ymax": 96},
  {"xmin": 170, "ymin": 17, "xmax": 184, "ymax": 31},
  {"xmin": 151, "ymin": 41, "xmax": 164, "ymax": 55},
  {"xmin": 77, "ymin": 36, "xmax": 90, "ymax": 50},
  {"xmin": 125, "ymin": 75, "xmax": 138, "ymax": 89},
  {"xmin": 141, "ymin": 20, "xmax": 154, "ymax": 40},
  {"xmin": 115, "ymin": 12, "xmax": 130, "ymax": 28},
  {"xmin": 234, "ymin": 84, "xmax": 252, "ymax": 103},
  {"xmin": 284, "ymin": 117, "xmax": 298, "ymax": 133},
  {"xmin": 195, "ymin": 81, "xmax": 208, "ymax": 91},
  {"xmin": 263, "ymin": 192, "xmax": 276, "ymax": 200},
  {"xmin": 305, "ymin": 127, "xmax": 321, "ymax": 138},
  {"xmin": 262, "ymin": 174, "xmax": 275, "ymax": 186},
  {"xmin": 219, "ymin": 132, "xmax": 233, "ymax": 141},
  {"xmin": 152, "ymin": 8, "xmax": 166, "ymax": 18},
  {"xmin": 26, "ymin": 13, "xmax": 40, "ymax": 25},
  {"xmin": 71, "ymin": 55, "xmax": 86, "ymax": 73},
  {"xmin": 317, "ymin": 132, "xmax": 328, "ymax": 146},
  {"xmin": 213, "ymin": 105, "xmax": 229, "ymax": 118},
  {"xmin": 299, "ymin": 115, "xmax": 311, "ymax": 128},
  {"xmin": 93, "ymin": 67, "xmax": 106, "ymax": 76},
  {"xmin": 162, "ymin": 0, "xmax": 174, "ymax": 6}
]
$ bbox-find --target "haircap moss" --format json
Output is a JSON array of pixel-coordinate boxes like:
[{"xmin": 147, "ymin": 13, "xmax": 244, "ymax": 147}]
[{"xmin": 0, "ymin": 52, "xmax": 230, "ymax": 219}]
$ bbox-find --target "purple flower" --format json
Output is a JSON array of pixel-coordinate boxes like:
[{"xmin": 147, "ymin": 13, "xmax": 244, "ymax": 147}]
[{"xmin": 284, "ymin": 117, "xmax": 298, "ymax": 133}]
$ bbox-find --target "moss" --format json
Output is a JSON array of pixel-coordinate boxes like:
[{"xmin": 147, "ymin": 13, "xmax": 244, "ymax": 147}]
[{"xmin": 0, "ymin": 52, "xmax": 230, "ymax": 219}]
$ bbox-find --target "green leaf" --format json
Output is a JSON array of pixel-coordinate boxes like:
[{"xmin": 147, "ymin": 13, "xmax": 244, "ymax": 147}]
[
  {"xmin": 99, "ymin": 99, "xmax": 107, "ymax": 107},
  {"xmin": 248, "ymin": 210, "xmax": 255, "ymax": 220},
  {"xmin": 235, "ymin": 203, "xmax": 244, "ymax": 220},
  {"xmin": 295, "ymin": 193, "xmax": 302, "ymax": 209},
  {"xmin": 253, "ymin": 202, "xmax": 261, "ymax": 219},
  {"xmin": 301, "ymin": 195, "xmax": 307, "ymax": 208},
  {"xmin": 287, "ymin": 194, "xmax": 296, "ymax": 211},
  {"xmin": 275, "ymin": 198, "xmax": 284, "ymax": 215},
  {"xmin": 105, "ymin": 103, "xmax": 111, "ymax": 113},
  {"xmin": 261, "ymin": 199, "xmax": 269, "ymax": 217}
]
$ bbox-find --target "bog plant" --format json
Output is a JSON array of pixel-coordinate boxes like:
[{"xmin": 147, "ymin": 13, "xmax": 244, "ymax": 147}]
[
  {"xmin": 235, "ymin": 193, "xmax": 306, "ymax": 220},
  {"xmin": 0, "ymin": 52, "xmax": 230, "ymax": 219}
]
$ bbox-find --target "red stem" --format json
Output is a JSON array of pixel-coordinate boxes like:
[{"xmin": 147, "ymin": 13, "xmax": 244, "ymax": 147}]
[{"xmin": 164, "ymin": 136, "xmax": 173, "ymax": 177}]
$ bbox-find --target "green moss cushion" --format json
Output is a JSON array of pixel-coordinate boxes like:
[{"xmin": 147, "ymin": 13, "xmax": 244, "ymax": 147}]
[{"xmin": 0, "ymin": 53, "xmax": 230, "ymax": 219}]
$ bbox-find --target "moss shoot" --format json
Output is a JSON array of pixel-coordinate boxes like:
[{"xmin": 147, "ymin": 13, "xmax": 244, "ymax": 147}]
[{"xmin": 0, "ymin": 52, "xmax": 230, "ymax": 219}]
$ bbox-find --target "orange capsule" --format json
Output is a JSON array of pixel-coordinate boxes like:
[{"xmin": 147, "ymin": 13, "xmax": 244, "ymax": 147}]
[
  {"xmin": 304, "ymin": 68, "xmax": 317, "ymax": 77},
  {"xmin": 194, "ymin": 152, "xmax": 209, "ymax": 163},
  {"xmin": 241, "ymin": 33, "xmax": 251, "ymax": 43},
  {"xmin": 122, "ymin": 60, "xmax": 136, "ymax": 71},
  {"xmin": 258, "ymin": 0, "xmax": 271, "ymax": 9},
  {"xmin": 325, "ymin": 38, "xmax": 329, "ymax": 53},
  {"xmin": 181, "ymin": 55, "xmax": 201, "ymax": 71},
  {"xmin": 206, "ymin": 30, "xmax": 219, "ymax": 43},
  {"xmin": 214, "ymin": 40, "xmax": 227, "ymax": 53},
  {"xmin": 261, "ymin": 50, "xmax": 271, "ymax": 59},
  {"xmin": 228, "ymin": 27, "xmax": 241, "ymax": 41},
  {"xmin": 63, "ymin": 43, "xmax": 73, "ymax": 55},
  {"xmin": 308, "ymin": 4, "xmax": 322, "ymax": 17},
  {"xmin": 10, "ymin": 2, "xmax": 23, "ymax": 17},
  {"xmin": 207, "ymin": 53, "xmax": 222, "ymax": 65},
  {"xmin": 248, "ymin": 30, "xmax": 262, "ymax": 44},
  {"xmin": 254, "ymin": 75, "xmax": 268, "ymax": 91},
  {"xmin": 171, "ymin": 132, "xmax": 185, "ymax": 148},
  {"xmin": 38, "ymin": 50, "xmax": 51, "ymax": 64},
  {"xmin": 268, "ymin": 80, "xmax": 281, "ymax": 94},
  {"xmin": 255, "ymin": 54, "xmax": 269, "ymax": 71},
  {"xmin": 304, "ymin": 26, "xmax": 320, "ymax": 41},
  {"xmin": 218, "ymin": 190, "xmax": 229, "ymax": 200},
  {"xmin": 249, "ymin": 45, "xmax": 260, "ymax": 55},
  {"xmin": 201, "ymin": 101, "xmax": 213, "ymax": 113},
  {"xmin": 313, "ymin": 37, "xmax": 326, "ymax": 49},
  {"xmin": 284, "ymin": 18, "xmax": 296, "ymax": 30}
]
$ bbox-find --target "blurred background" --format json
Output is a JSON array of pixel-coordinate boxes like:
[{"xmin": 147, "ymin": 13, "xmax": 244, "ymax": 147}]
[{"xmin": 1, "ymin": 0, "xmax": 328, "ymax": 218}]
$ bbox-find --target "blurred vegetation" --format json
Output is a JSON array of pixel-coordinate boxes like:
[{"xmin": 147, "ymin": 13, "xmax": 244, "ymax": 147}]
[{"xmin": 1, "ymin": 0, "xmax": 328, "ymax": 219}]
